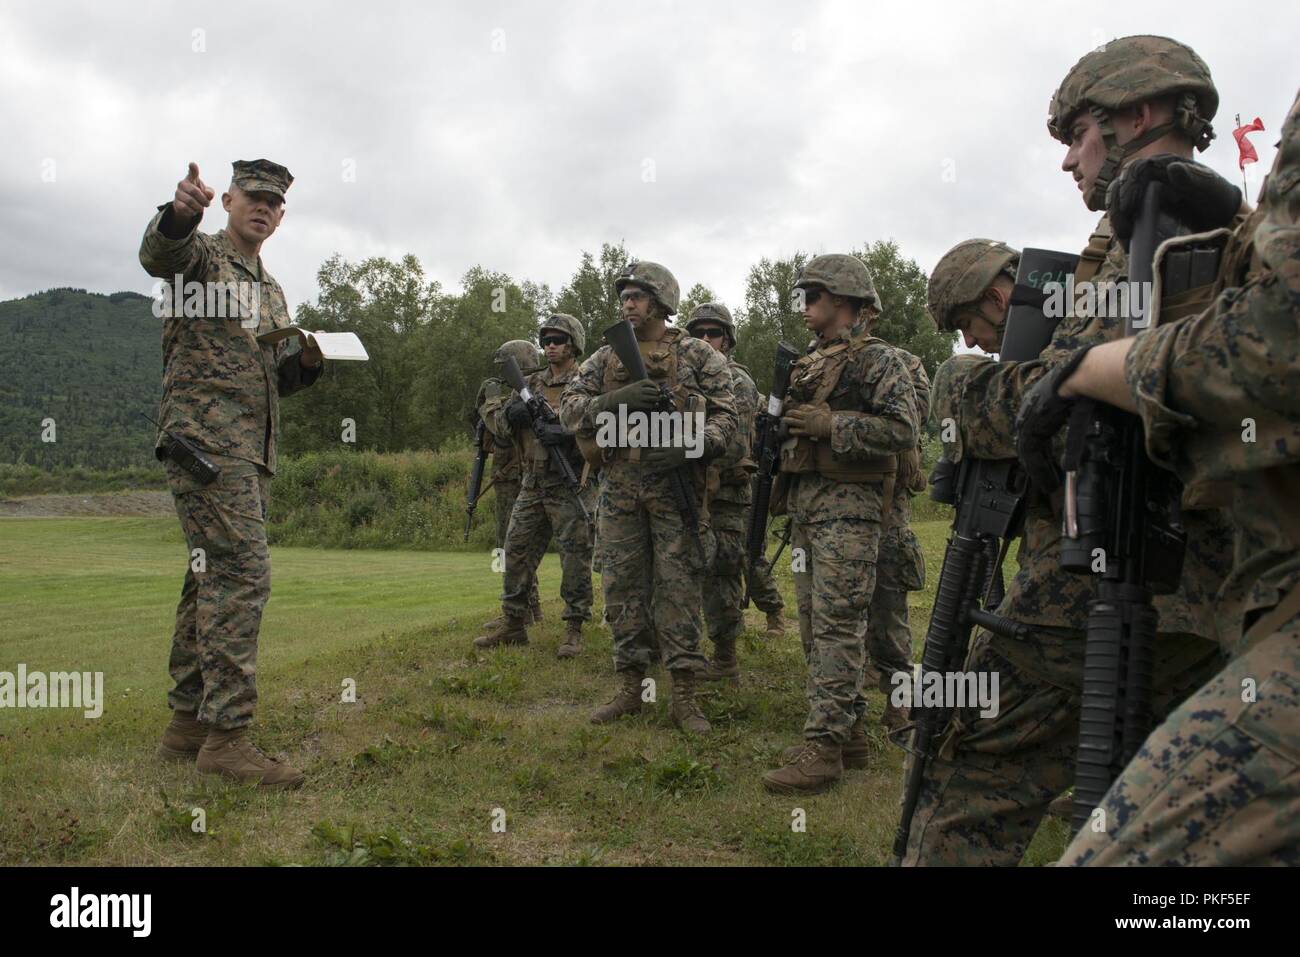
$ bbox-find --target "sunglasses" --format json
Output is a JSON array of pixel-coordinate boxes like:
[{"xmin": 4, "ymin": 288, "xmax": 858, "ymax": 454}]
[
  {"xmin": 619, "ymin": 289, "xmax": 649, "ymax": 304},
  {"xmin": 539, "ymin": 335, "xmax": 570, "ymax": 347},
  {"xmin": 797, "ymin": 287, "xmax": 825, "ymax": 307},
  {"xmin": 692, "ymin": 327, "xmax": 726, "ymax": 340}
]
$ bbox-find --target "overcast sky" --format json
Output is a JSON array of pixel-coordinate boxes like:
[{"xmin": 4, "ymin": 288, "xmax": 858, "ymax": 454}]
[{"xmin": 2, "ymin": 0, "xmax": 1295, "ymax": 315}]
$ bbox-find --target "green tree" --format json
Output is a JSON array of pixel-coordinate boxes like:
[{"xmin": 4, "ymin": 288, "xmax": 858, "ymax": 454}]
[
  {"xmin": 855, "ymin": 239, "xmax": 955, "ymax": 380},
  {"xmin": 678, "ymin": 282, "xmax": 719, "ymax": 325},
  {"xmin": 733, "ymin": 253, "xmax": 810, "ymax": 394},
  {"xmin": 554, "ymin": 242, "xmax": 633, "ymax": 352}
]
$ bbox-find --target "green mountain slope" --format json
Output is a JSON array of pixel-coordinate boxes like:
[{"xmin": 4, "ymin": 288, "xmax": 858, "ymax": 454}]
[{"xmin": 0, "ymin": 288, "xmax": 162, "ymax": 468}]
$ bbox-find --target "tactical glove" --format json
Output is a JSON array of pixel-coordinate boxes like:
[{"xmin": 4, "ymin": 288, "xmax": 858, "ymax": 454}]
[
  {"xmin": 593, "ymin": 379, "xmax": 663, "ymax": 415},
  {"xmin": 1015, "ymin": 346, "xmax": 1093, "ymax": 492},
  {"xmin": 641, "ymin": 444, "xmax": 689, "ymax": 471},
  {"xmin": 1107, "ymin": 154, "xmax": 1242, "ymax": 249},
  {"xmin": 784, "ymin": 404, "xmax": 832, "ymax": 440},
  {"xmin": 536, "ymin": 422, "xmax": 570, "ymax": 447},
  {"xmin": 505, "ymin": 398, "xmax": 532, "ymax": 428}
]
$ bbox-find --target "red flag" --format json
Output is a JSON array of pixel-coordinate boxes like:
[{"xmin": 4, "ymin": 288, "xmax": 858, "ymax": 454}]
[{"xmin": 1234, "ymin": 117, "xmax": 1265, "ymax": 170}]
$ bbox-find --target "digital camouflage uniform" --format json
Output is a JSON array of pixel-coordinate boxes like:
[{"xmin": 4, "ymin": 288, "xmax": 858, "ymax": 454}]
[
  {"xmin": 904, "ymin": 223, "xmax": 1228, "ymax": 863},
  {"xmin": 862, "ymin": 348, "xmax": 930, "ymax": 701},
  {"xmin": 700, "ymin": 357, "xmax": 759, "ymax": 651},
  {"xmin": 492, "ymin": 363, "xmax": 596, "ymax": 625},
  {"xmin": 474, "ymin": 377, "xmax": 526, "ymax": 548},
  {"xmin": 561, "ymin": 326, "xmax": 737, "ymax": 676},
  {"xmin": 139, "ymin": 160, "xmax": 321, "ymax": 731},
  {"xmin": 784, "ymin": 320, "xmax": 918, "ymax": 745},
  {"xmin": 1063, "ymin": 88, "xmax": 1300, "ymax": 866}
]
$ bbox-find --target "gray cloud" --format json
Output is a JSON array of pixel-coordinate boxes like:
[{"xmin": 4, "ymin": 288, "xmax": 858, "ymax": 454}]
[{"xmin": 1, "ymin": 0, "xmax": 1295, "ymax": 315}]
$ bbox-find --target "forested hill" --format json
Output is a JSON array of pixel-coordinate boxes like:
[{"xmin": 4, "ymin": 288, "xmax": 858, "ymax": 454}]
[{"xmin": 0, "ymin": 288, "xmax": 162, "ymax": 469}]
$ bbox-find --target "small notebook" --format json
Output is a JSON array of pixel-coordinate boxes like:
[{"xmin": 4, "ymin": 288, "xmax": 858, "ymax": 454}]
[{"xmin": 257, "ymin": 326, "xmax": 369, "ymax": 361}]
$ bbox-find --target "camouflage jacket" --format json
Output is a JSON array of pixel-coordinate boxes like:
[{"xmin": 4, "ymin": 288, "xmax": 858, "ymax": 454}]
[
  {"xmin": 475, "ymin": 377, "xmax": 522, "ymax": 485},
  {"xmin": 1126, "ymin": 89, "xmax": 1300, "ymax": 656},
  {"xmin": 139, "ymin": 207, "xmax": 320, "ymax": 473},
  {"xmin": 713, "ymin": 358, "xmax": 759, "ymax": 506},
  {"xmin": 492, "ymin": 363, "xmax": 585, "ymax": 489},
  {"xmin": 882, "ymin": 348, "xmax": 931, "ymax": 532},
  {"xmin": 783, "ymin": 318, "xmax": 918, "ymax": 525},
  {"xmin": 930, "ymin": 218, "xmax": 1233, "ymax": 648},
  {"xmin": 559, "ymin": 325, "xmax": 737, "ymax": 468}
]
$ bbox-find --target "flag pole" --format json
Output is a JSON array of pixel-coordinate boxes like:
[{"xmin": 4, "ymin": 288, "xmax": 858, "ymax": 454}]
[{"xmin": 1236, "ymin": 113, "xmax": 1249, "ymax": 197}]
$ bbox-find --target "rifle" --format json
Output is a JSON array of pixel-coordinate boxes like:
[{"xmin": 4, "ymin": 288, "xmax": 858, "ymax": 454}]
[
  {"xmin": 499, "ymin": 356, "xmax": 590, "ymax": 524},
  {"xmin": 1063, "ymin": 184, "xmax": 1207, "ymax": 833},
  {"xmin": 604, "ymin": 319, "xmax": 707, "ymax": 566},
  {"xmin": 464, "ymin": 417, "xmax": 491, "ymax": 541},
  {"xmin": 891, "ymin": 247, "xmax": 1078, "ymax": 865},
  {"xmin": 743, "ymin": 341, "xmax": 800, "ymax": 607}
]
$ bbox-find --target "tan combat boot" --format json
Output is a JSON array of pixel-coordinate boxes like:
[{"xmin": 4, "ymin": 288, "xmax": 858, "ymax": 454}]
[
  {"xmin": 157, "ymin": 709, "xmax": 206, "ymax": 761},
  {"xmin": 556, "ymin": 621, "xmax": 583, "ymax": 659},
  {"xmin": 590, "ymin": 670, "xmax": 646, "ymax": 724},
  {"xmin": 780, "ymin": 719, "xmax": 869, "ymax": 768},
  {"xmin": 700, "ymin": 636, "xmax": 740, "ymax": 684},
  {"xmin": 1046, "ymin": 792, "xmax": 1074, "ymax": 820},
  {"xmin": 764, "ymin": 609, "xmax": 787, "ymax": 639},
  {"xmin": 196, "ymin": 728, "xmax": 305, "ymax": 789},
  {"xmin": 842, "ymin": 717, "xmax": 871, "ymax": 769},
  {"xmin": 763, "ymin": 739, "xmax": 843, "ymax": 794},
  {"xmin": 474, "ymin": 614, "xmax": 529, "ymax": 649},
  {"xmin": 881, "ymin": 698, "xmax": 910, "ymax": 737},
  {"xmin": 669, "ymin": 670, "xmax": 712, "ymax": 734}
]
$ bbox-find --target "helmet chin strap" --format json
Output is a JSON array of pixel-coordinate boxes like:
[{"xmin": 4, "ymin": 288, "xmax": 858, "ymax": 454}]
[{"xmin": 1084, "ymin": 104, "xmax": 1178, "ymax": 211}]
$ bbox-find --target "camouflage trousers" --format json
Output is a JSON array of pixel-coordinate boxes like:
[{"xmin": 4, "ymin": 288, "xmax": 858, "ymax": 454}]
[
  {"xmin": 494, "ymin": 476, "xmax": 539, "ymax": 609},
  {"xmin": 743, "ymin": 519, "xmax": 785, "ymax": 616},
  {"xmin": 1063, "ymin": 616, "xmax": 1300, "ymax": 866},
  {"xmin": 703, "ymin": 500, "xmax": 747, "ymax": 647},
  {"xmin": 863, "ymin": 524, "xmax": 923, "ymax": 690},
  {"xmin": 791, "ymin": 517, "xmax": 882, "ymax": 743},
  {"xmin": 501, "ymin": 477, "xmax": 595, "ymax": 623},
  {"xmin": 164, "ymin": 454, "xmax": 270, "ymax": 730},
  {"xmin": 792, "ymin": 522, "xmax": 904, "ymax": 708},
  {"xmin": 596, "ymin": 461, "xmax": 712, "ymax": 674},
  {"xmin": 902, "ymin": 625, "xmax": 1223, "ymax": 865}
]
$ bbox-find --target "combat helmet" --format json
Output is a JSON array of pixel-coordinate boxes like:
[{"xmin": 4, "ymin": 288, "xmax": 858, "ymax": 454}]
[
  {"xmin": 538, "ymin": 312, "xmax": 586, "ymax": 356},
  {"xmin": 615, "ymin": 261, "xmax": 681, "ymax": 316},
  {"xmin": 494, "ymin": 339, "xmax": 542, "ymax": 370},
  {"xmin": 926, "ymin": 239, "xmax": 1020, "ymax": 335},
  {"xmin": 1048, "ymin": 34, "xmax": 1218, "ymax": 210},
  {"xmin": 686, "ymin": 302, "xmax": 736, "ymax": 348},
  {"xmin": 794, "ymin": 254, "xmax": 882, "ymax": 312}
]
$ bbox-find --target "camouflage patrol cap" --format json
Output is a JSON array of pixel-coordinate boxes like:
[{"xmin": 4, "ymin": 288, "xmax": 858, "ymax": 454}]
[
  {"xmin": 1047, "ymin": 36, "xmax": 1218, "ymax": 150},
  {"xmin": 538, "ymin": 313, "xmax": 586, "ymax": 356},
  {"xmin": 232, "ymin": 159, "xmax": 294, "ymax": 198},
  {"xmin": 686, "ymin": 302, "xmax": 736, "ymax": 346},
  {"xmin": 615, "ymin": 261, "xmax": 681, "ymax": 315},
  {"xmin": 794, "ymin": 254, "xmax": 882, "ymax": 312},
  {"xmin": 926, "ymin": 239, "xmax": 1020, "ymax": 333},
  {"xmin": 494, "ymin": 339, "xmax": 542, "ymax": 370}
]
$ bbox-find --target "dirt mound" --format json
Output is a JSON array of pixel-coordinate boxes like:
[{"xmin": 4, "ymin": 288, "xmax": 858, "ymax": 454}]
[{"xmin": 0, "ymin": 491, "xmax": 173, "ymax": 517}]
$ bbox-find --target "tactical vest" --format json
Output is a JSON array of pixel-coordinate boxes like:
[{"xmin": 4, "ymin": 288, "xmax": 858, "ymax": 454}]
[
  {"xmin": 517, "ymin": 378, "xmax": 569, "ymax": 468},
  {"xmin": 779, "ymin": 332, "xmax": 899, "ymax": 485},
  {"xmin": 596, "ymin": 327, "xmax": 717, "ymax": 509}
]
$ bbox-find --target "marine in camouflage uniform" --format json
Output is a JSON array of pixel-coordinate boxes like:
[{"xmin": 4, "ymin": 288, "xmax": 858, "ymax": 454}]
[
  {"xmin": 475, "ymin": 317, "xmax": 596, "ymax": 657},
  {"xmin": 901, "ymin": 38, "xmax": 1234, "ymax": 864},
  {"xmin": 865, "ymin": 346, "xmax": 930, "ymax": 735},
  {"xmin": 1023, "ymin": 87, "xmax": 1300, "ymax": 866},
  {"xmin": 143, "ymin": 159, "xmax": 319, "ymax": 788},
  {"xmin": 560, "ymin": 262, "xmax": 738, "ymax": 733},
  {"xmin": 474, "ymin": 340, "xmax": 542, "ymax": 623},
  {"xmin": 683, "ymin": 303, "xmax": 768, "ymax": 684},
  {"xmin": 764, "ymin": 254, "xmax": 918, "ymax": 794}
]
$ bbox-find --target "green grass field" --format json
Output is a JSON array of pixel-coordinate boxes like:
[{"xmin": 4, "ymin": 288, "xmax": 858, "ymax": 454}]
[{"xmin": 0, "ymin": 515, "xmax": 1071, "ymax": 866}]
